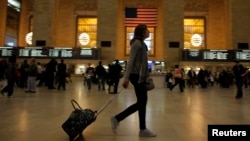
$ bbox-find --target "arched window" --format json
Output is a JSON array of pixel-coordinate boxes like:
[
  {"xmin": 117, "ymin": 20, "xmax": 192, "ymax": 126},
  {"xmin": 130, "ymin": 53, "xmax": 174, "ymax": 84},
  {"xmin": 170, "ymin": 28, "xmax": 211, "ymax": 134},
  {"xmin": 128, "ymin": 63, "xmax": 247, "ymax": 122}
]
[
  {"xmin": 77, "ymin": 17, "xmax": 97, "ymax": 48},
  {"xmin": 184, "ymin": 18, "xmax": 205, "ymax": 49},
  {"xmin": 125, "ymin": 27, "xmax": 155, "ymax": 56}
]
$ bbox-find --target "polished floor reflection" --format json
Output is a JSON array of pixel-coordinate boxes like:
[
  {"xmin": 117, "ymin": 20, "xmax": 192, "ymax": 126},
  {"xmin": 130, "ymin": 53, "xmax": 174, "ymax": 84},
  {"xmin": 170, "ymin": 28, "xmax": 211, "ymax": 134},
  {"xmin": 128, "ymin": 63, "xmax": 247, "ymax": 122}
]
[{"xmin": 0, "ymin": 76, "xmax": 249, "ymax": 141}]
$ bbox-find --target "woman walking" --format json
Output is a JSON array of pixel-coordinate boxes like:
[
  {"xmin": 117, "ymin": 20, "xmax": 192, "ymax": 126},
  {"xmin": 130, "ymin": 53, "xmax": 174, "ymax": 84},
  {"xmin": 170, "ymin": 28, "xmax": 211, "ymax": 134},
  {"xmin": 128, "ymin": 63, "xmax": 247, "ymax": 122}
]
[{"xmin": 110, "ymin": 24, "xmax": 156, "ymax": 137}]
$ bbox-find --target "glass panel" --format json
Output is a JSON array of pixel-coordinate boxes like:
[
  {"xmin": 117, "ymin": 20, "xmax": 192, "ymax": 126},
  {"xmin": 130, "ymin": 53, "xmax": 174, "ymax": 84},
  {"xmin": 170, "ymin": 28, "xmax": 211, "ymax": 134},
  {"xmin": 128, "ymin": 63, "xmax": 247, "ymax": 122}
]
[
  {"xmin": 77, "ymin": 18, "xmax": 97, "ymax": 48},
  {"xmin": 184, "ymin": 18, "xmax": 205, "ymax": 49},
  {"xmin": 5, "ymin": 4, "xmax": 20, "ymax": 47},
  {"xmin": 125, "ymin": 27, "xmax": 155, "ymax": 56}
]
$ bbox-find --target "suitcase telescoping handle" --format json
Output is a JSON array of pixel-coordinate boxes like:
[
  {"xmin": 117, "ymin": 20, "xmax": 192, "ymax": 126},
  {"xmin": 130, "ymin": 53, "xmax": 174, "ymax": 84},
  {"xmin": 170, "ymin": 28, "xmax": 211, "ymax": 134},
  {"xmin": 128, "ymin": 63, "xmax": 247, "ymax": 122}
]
[
  {"xmin": 96, "ymin": 95, "xmax": 117, "ymax": 116},
  {"xmin": 70, "ymin": 89, "xmax": 121, "ymax": 116}
]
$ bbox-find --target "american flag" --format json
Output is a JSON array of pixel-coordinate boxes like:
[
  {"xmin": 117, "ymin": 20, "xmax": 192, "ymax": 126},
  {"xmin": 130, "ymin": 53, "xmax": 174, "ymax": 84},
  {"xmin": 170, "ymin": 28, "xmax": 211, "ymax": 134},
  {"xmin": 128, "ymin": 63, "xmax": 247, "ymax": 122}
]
[{"xmin": 125, "ymin": 8, "xmax": 157, "ymax": 27}]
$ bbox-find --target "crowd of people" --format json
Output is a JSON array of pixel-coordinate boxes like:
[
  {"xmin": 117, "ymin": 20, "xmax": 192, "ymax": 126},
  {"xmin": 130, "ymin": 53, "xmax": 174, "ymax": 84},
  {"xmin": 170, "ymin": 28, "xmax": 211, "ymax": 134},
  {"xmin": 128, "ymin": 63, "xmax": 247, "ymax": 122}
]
[
  {"xmin": 0, "ymin": 56, "xmax": 126, "ymax": 98},
  {"xmin": 165, "ymin": 61, "xmax": 250, "ymax": 98},
  {"xmin": 82, "ymin": 60, "xmax": 123, "ymax": 94},
  {"xmin": 1, "ymin": 55, "xmax": 249, "ymax": 99},
  {"xmin": 0, "ymin": 57, "xmax": 73, "ymax": 97}
]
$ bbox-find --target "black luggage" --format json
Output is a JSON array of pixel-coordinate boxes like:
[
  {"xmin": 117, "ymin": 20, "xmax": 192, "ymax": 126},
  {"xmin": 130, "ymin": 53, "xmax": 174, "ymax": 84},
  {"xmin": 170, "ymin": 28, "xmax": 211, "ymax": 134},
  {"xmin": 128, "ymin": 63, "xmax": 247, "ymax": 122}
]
[{"xmin": 62, "ymin": 97, "xmax": 115, "ymax": 141}]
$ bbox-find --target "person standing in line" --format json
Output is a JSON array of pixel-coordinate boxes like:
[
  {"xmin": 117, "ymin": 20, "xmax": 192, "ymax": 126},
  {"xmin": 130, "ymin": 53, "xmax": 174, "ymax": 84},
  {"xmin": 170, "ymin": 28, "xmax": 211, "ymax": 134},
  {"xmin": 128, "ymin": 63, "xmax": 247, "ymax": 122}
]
[
  {"xmin": 57, "ymin": 59, "xmax": 67, "ymax": 90},
  {"xmin": 37, "ymin": 64, "xmax": 46, "ymax": 86},
  {"xmin": 66, "ymin": 68, "xmax": 72, "ymax": 83},
  {"xmin": 36, "ymin": 62, "xmax": 43, "ymax": 86},
  {"xmin": 110, "ymin": 24, "xmax": 156, "ymax": 137},
  {"xmin": 46, "ymin": 58, "xmax": 57, "ymax": 89},
  {"xmin": 169, "ymin": 64, "xmax": 184, "ymax": 92},
  {"xmin": 1, "ymin": 55, "xmax": 17, "ymax": 98},
  {"xmin": 232, "ymin": 60, "xmax": 249, "ymax": 99},
  {"xmin": 95, "ymin": 61, "xmax": 107, "ymax": 90},
  {"xmin": 187, "ymin": 67, "xmax": 196, "ymax": 88},
  {"xmin": 19, "ymin": 59, "xmax": 29, "ymax": 88},
  {"xmin": 85, "ymin": 63, "xmax": 95, "ymax": 90},
  {"xmin": 165, "ymin": 70, "xmax": 173, "ymax": 88},
  {"xmin": 107, "ymin": 64, "xmax": 114, "ymax": 93},
  {"xmin": 110, "ymin": 60, "xmax": 123, "ymax": 94},
  {"xmin": 0, "ymin": 58, "xmax": 7, "ymax": 80},
  {"xmin": 26, "ymin": 58, "xmax": 38, "ymax": 93}
]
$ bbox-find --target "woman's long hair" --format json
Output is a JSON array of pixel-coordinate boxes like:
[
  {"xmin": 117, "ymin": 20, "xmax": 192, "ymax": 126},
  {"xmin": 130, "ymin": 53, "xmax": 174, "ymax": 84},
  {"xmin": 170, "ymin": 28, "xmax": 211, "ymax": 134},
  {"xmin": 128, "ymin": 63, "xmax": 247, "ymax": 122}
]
[{"xmin": 130, "ymin": 24, "xmax": 147, "ymax": 45}]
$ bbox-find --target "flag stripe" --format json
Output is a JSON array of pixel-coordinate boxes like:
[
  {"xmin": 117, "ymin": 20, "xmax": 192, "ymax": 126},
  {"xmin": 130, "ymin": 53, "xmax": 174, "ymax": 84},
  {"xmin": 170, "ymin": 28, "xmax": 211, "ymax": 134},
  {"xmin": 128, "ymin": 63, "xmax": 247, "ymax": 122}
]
[{"xmin": 125, "ymin": 8, "xmax": 157, "ymax": 27}]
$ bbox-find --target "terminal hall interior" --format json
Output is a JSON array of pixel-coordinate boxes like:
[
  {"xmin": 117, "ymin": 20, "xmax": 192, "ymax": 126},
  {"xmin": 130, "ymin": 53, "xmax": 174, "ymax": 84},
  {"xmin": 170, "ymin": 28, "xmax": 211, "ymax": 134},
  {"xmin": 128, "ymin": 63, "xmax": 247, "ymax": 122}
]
[
  {"xmin": 1, "ymin": 1, "xmax": 250, "ymax": 141},
  {"xmin": 1, "ymin": 0, "xmax": 250, "ymax": 74}
]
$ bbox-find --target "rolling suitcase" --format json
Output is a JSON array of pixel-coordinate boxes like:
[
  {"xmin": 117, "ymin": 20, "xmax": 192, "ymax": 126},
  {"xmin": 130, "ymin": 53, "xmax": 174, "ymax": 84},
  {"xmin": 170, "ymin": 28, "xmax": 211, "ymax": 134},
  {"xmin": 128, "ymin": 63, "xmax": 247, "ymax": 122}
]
[{"xmin": 62, "ymin": 96, "xmax": 116, "ymax": 141}]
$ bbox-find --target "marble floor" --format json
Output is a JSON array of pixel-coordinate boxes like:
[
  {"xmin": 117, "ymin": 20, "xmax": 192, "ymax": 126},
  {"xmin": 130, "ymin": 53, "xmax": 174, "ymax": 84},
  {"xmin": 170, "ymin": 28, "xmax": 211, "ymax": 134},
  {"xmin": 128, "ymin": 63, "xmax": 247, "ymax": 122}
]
[{"xmin": 0, "ymin": 76, "xmax": 250, "ymax": 141}]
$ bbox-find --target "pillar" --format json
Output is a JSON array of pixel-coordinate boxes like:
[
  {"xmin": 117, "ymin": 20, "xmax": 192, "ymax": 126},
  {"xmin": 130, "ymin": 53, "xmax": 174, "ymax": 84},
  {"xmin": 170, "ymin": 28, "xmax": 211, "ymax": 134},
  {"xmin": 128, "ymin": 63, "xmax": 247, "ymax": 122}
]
[
  {"xmin": 230, "ymin": 0, "xmax": 250, "ymax": 50},
  {"xmin": 32, "ymin": 0, "xmax": 56, "ymax": 46},
  {"xmin": 163, "ymin": 0, "xmax": 184, "ymax": 67},
  {"xmin": 97, "ymin": 0, "xmax": 118, "ymax": 62},
  {"xmin": 0, "ymin": 0, "xmax": 7, "ymax": 46},
  {"xmin": 18, "ymin": 0, "xmax": 32, "ymax": 46}
]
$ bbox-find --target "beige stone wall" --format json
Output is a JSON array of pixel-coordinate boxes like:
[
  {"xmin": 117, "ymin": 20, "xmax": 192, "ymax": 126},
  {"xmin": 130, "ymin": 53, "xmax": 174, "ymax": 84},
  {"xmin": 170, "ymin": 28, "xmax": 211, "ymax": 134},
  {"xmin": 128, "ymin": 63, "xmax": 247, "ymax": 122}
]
[
  {"xmin": 152, "ymin": 0, "xmax": 165, "ymax": 61},
  {"xmin": 163, "ymin": 0, "xmax": 184, "ymax": 67},
  {"xmin": 115, "ymin": 0, "xmax": 126, "ymax": 61},
  {"xmin": 223, "ymin": 0, "xmax": 232, "ymax": 49},
  {"xmin": 0, "ymin": 0, "xmax": 7, "ymax": 46},
  {"xmin": 206, "ymin": 0, "xmax": 227, "ymax": 49},
  {"xmin": 53, "ymin": 0, "xmax": 76, "ymax": 47},
  {"xmin": 19, "ymin": 0, "xmax": 32, "ymax": 46},
  {"xmin": 231, "ymin": 0, "xmax": 250, "ymax": 49},
  {"xmin": 97, "ymin": 0, "xmax": 118, "ymax": 63},
  {"xmin": 12, "ymin": 0, "xmax": 250, "ymax": 67},
  {"xmin": 32, "ymin": 0, "xmax": 55, "ymax": 46}
]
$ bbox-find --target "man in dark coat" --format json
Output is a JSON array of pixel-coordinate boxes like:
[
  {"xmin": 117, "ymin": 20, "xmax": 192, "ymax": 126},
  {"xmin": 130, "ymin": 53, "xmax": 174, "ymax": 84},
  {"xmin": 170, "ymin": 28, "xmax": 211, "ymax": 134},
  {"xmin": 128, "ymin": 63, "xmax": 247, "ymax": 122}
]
[
  {"xmin": 232, "ymin": 60, "xmax": 249, "ymax": 99},
  {"xmin": 95, "ymin": 61, "xmax": 107, "ymax": 90},
  {"xmin": 57, "ymin": 59, "xmax": 67, "ymax": 90},
  {"xmin": 1, "ymin": 55, "xmax": 17, "ymax": 98},
  {"xmin": 110, "ymin": 60, "xmax": 123, "ymax": 94},
  {"xmin": 46, "ymin": 58, "xmax": 57, "ymax": 89}
]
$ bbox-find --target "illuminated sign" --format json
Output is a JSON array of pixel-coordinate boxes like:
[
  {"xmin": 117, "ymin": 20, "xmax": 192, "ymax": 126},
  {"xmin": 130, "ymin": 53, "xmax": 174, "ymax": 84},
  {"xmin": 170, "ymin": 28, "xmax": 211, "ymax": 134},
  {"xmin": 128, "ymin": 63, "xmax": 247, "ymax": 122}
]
[
  {"xmin": 184, "ymin": 50, "xmax": 202, "ymax": 61},
  {"xmin": 236, "ymin": 50, "xmax": 250, "ymax": 60},
  {"xmin": 61, "ymin": 49, "xmax": 73, "ymax": 57},
  {"xmin": 1, "ymin": 48, "xmax": 13, "ymax": 56},
  {"xmin": 203, "ymin": 50, "xmax": 234, "ymax": 60}
]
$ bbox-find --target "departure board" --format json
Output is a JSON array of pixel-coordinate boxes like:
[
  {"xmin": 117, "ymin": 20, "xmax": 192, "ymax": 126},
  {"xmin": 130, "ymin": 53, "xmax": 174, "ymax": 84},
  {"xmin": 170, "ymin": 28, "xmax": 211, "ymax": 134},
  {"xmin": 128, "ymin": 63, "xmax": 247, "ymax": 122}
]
[
  {"xmin": 184, "ymin": 50, "xmax": 203, "ymax": 61},
  {"xmin": 203, "ymin": 50, "xmax": 234, "ymax": 61},
  {"xmin": 236, "ymin": 50, "xmax": 250, "ymax": 60},
  {"xmin": 49, "ymin": 49, "xmax": 60, "ymax": 57},
  {"xmin": 19, "ymin": 49, "xmax": 30, "ymax": 57},
  {"xmin": 30, "ymin": 49, "xmax": 47, "ymax": 57},
  {"xmin": 61, "ymin": 49, "xmax": 73, "ymax": 57},
  {"xmin": 1, "ymin": 48, "xmax": 13, "ymax": 56}
]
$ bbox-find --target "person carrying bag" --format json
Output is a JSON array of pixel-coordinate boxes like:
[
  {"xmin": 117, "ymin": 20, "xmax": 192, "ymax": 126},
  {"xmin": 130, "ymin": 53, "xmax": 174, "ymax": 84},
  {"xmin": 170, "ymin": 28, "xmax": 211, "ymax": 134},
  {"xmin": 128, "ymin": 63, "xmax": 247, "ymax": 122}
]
[{"xmin": 110, "ymin": 24, "xmax": 157, "ymax": 137}]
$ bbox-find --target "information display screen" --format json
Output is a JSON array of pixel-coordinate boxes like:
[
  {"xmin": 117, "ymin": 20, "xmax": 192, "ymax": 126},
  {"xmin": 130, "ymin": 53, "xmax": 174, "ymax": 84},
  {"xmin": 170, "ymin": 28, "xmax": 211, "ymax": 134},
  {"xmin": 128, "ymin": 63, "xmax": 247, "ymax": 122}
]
[
  {"xmin": 236, "ymin": 50, "xmax": 250, "ymax": 60},
  {"xmin": 0, "ymin": 46, "xmax": 98, "ymax": 60},
  {"xmin": 1, "ymin": 48, "xmax": 13, "ymax": 56},
  {"xmin": 61, "ymin": 49, "xmax": 73, "ymax": 57},
  {"xmin": 80, "ymin": 49, "xmax": 92, "ymax": 56},
  {"xmin": 185, "ymin": 50, "xmax": 203, "ymax": 61},
  {"xmin": 49, "ymin": 49, "xmax": 60, "ymax": 57},
  {"xmin": 203, "ymin": 50, "xmax": 234, "ymax": 61},
  {"xmin": 19, "ymin": 49, "xmax": 30, "ymax": 57},
  {"xmin": 30, "ymin": 49, "xmax": 47, "ymax": 57}
]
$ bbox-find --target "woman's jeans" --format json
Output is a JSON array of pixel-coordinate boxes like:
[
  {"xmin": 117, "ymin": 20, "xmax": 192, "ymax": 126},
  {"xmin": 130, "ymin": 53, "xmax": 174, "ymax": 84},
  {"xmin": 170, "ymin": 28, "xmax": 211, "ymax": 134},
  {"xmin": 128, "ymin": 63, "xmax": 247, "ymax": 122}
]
[{"xmin": 115, "ymin": 73, "xmax": 148, "ymax": 129}]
